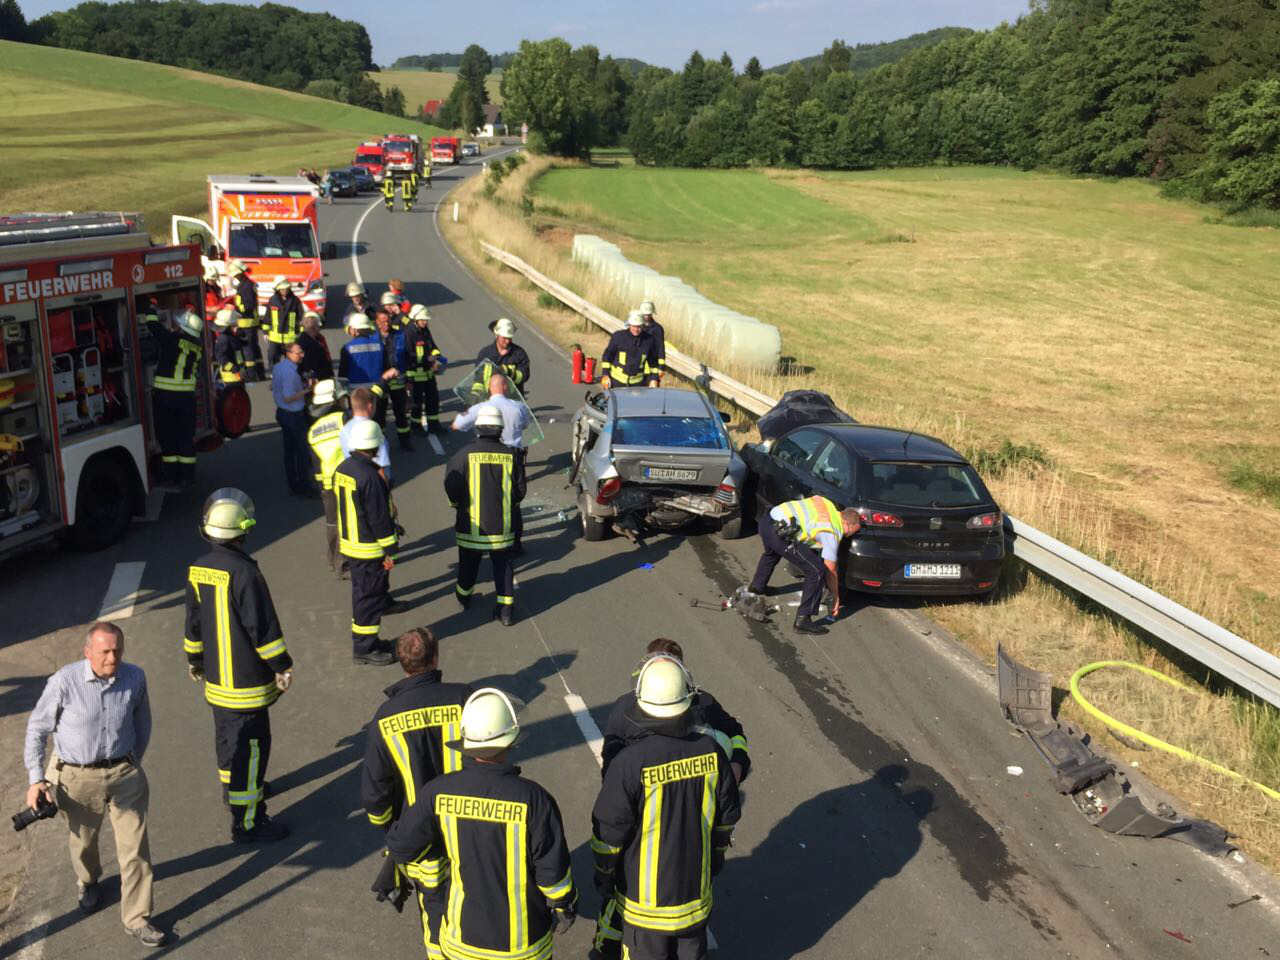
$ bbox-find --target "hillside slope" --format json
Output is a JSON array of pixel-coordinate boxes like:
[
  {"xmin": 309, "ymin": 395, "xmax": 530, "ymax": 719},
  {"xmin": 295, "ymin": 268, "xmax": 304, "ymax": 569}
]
[
  {"xmin": 371, "ymin": 69, "xmax": 504, "ymax": 111},
  {"xmin": 769, "ymin": 27, "xmax": 974, "ymax": 74}
]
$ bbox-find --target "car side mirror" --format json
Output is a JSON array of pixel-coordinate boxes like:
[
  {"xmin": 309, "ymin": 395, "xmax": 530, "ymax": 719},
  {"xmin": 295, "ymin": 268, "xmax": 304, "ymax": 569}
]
[{"xmin": 719, "ymin": 411, "xmax": 731, "ymax": 423}]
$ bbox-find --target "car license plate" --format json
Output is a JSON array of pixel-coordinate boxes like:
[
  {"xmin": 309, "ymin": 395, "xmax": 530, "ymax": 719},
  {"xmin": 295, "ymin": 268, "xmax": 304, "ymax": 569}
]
[
  {"xmin": 644, "ymin": 467, "xmax": 699, "ymax": 482},
  {"xmin": 904, "ymin": 563, "xmax": 962, "ymax": 579}
]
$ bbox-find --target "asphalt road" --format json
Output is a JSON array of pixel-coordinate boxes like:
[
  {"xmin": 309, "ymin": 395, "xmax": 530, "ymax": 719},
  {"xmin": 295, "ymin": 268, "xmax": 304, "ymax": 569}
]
[{"xmin": 3, "ymin": 155, "xmax": 1279, "ymax": 960}]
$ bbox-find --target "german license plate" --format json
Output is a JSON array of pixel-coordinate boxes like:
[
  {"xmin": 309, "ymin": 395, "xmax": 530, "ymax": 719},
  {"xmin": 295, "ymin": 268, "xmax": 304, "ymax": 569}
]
[
  {"xmin": 644, "ymin": 467, "xmax": 699, "ymax": 482},
  {"xmin": 904, "ymin": 563, "xmax": 962, "ymax": 579}
]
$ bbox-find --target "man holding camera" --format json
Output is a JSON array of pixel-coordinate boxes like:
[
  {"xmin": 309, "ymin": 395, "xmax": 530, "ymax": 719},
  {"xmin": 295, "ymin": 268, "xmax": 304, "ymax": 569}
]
[{"xmin": 21, "ymin": 622, "xmax": 164, "ymax": 947}]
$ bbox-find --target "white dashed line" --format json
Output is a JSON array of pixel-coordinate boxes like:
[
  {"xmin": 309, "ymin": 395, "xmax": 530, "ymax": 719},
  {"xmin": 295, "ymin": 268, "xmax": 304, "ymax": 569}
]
[
  {"xmin": 96, "ymin": 561, "xmax": 147, "ymax": 620},
  {"xmin": 564, "ymin": 692, "xmax": 605, "ymax": 767},
  {"xmin": 350, "ymin": 196, "xmax": 384, "ymax": 289}
]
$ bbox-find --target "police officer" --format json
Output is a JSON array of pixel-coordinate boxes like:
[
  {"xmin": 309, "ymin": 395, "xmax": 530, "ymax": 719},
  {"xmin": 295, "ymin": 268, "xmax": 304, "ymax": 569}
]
[
  {"xmin": 147, "ymin": 308, "xmax": 203, "ymax": 489},
  {"xmin": 386, "ymin": 688, "xmax": 577, "ymax": 960},
  {"xmin": 444, "ymin": 405, "xmax": 524, "ymax": 625},
  {"xmin": 477, "ymin": 318, "xmax": 531, "ymax": 394},
  {"xmin": 748, "ymin": 495, "xmax": 861, "ymax": 635},
  {"xmin": 362, "ymin": 627, "xmax": 474, "ymax": 938},
  {"xmin": 338, "ymin": 313, "xmax": 385, "ymax": 394},
  {"xmin": 212, "ymin": 307, "xmax": 245, "ymax": 386},
  {"xmin": 335, "ymin": 420, "xmax": 406, "ymax": 665},
  {"xmin": 638, "ymin": 300, "xmax": 665, "ymax": 382},
  {"xmin": 404, "ymin": 304, "xmax": 443, "ymax": 434},
  {"xmin": 600, "ymin": 311, "xmax": 659, "ymax": 390},
  {"xmin": 265, "ymin": 276, "xmax": 303, "ymax": 370},
  {"xmin": 306, "ymin": 379, "xmax": 351, "ymax": 578},
  {"xmin": 382, "ymin": 174, "xmax": 396, "ymax": 212},
  {"xmin": 375, "ymin": 309, "xmax": 412, "ymax": 450},
  {"xmin": 184, "ymin": 489, "xmax": 292, "ymax": 843},
  {"xmin": 344, "ymin": 281, "xmax": 369, "ymax": 320},
  {"xmin": 591, "ymin": 657, "xmax": 740, "ymax": 960},
  {"xmin": 229, "ymin": 260, "xmax": 263, "ymax": 381}
]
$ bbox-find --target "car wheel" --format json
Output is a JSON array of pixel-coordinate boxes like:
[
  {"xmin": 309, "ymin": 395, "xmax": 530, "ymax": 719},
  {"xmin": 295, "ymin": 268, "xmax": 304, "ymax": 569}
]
[
  {"xmin": 70, "ymin": 454, "xmax": 136, "ymax": 551},
  {"xmin": 716, "ymin": 514, "xmax": 745, "ymax": 540},
  {"xmin": 578, "ymin": 489, "xmax": 610, "ymax": 541}
]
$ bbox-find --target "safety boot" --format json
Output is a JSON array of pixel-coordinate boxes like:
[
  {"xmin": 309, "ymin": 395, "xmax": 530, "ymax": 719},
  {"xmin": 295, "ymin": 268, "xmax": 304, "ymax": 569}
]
[
  {"xmin": 354, "ymin": 646, "xmax": 396, "ymax": 666},
  {"xmin": 496, "ymin": 604, "xmax": 515, "ymax": 627},
  {"xmin": 232, "ymin": 814, "xmax": 289, "ymax": 843},
  {"xmin": 793, "ymin": 614, "xmax": 829, "ymax": 635}
]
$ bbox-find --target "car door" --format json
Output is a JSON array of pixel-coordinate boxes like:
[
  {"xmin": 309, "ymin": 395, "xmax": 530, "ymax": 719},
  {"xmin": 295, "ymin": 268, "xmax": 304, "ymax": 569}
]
[{"xmin": 759, "ymin": 427, "xmax": 831, "ymax": 512}]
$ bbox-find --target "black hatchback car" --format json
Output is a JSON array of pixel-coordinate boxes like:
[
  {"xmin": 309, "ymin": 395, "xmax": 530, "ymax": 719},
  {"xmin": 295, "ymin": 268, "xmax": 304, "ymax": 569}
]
[
  {"xmin": 739, "ymin": 423, "xmax": 1004, "ymax": 596},
  {"xmin": 325, "ymin": 169, "xmax": 357, "ymax": 197},
  {"xmin": 346, "ymin": 165, "xmax": 376, "ymax": 192}
]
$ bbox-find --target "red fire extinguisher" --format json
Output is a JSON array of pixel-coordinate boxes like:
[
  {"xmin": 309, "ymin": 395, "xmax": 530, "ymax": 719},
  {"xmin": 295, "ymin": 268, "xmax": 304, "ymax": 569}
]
[
  {"xmin": 571, "ymin": 344, "xmax": 584, "ymax": 383},
  {"xmin": 583, "ymin": 357, "xmax": 596, "ymax": 384}
]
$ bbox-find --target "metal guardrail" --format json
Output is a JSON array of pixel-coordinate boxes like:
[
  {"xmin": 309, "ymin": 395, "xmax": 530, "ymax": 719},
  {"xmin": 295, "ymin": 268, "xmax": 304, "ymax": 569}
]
[{"xmin": 479, "ymin": 240, "xmax": 1280, "ymax": 710}]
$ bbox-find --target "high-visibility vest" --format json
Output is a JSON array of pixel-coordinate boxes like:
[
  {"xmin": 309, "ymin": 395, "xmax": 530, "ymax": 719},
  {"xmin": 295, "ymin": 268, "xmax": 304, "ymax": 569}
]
[
  {"xmin": 307, "ymin": 410, "xmax": 347, "ymax": 489},
  {"xmin": 154, "ymin": 332, "xmax": 202, "ymax": 393},
  {"xmin": 775, "ymin": 496, "xmax": 843, "ymax": 548}
]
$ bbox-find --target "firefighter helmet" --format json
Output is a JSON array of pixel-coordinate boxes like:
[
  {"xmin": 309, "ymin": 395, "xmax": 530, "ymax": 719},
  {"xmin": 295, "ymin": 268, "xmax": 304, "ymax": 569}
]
[
  {"xmin": 213, "ymin": 307, "xmax": 236, "ymax": 328},
  {"xmin": 203, "ymin": 263, "xmax": 220, "ymax": 282},
  {"xmin": 493, "ymin": 317, "xmax": 516, "ymax": 338},
  {"xmin": 626, "ymin": 310, "xmax": 644, "ymax": 328},
  {"xmin": 347, "ymin": 312, "xmax": 372, "ymax": 332},
  {"xmin": 201, "ymin": 488, "xmax": 256, "ymax": 541},
  {"xmin": 635, "ymin": 655, "xmax": 694, "ymax": 718},
  {"xmin": 228, "ymin": 259, "xmax": 249, "ymax": 276},
  {"xmin": 380, "ymin": 291, "xmax": 399, "ymax": 307},
  {"xmin": 310, "ymin": 378, "xmax": 347, "ymax": 408},
  {"xmin": 345, "ymin": 281, "xmax": 365, "ymax": 298},
  {"xmin": 347, "ymin": 418, "xmax": 384, "ymax": 451},
  {"xmin": 640, "ymin": 300, "xmax": 656, "ymax": 316},
  {"xmin": 456, "ymin": 688, "xmax": 522, "ymax": 755},
  {"xmin": 408, "ymin": 304, "xmax": 431, "ymax": 322},
  {"xmin": 273, "ymin": 276, "xmax": 291, "ymax": 292},
  {"xmin": 474, "ymin": 403, "xmax": 504, "ymax": 432},
  {"xmin": 176, "ymin": 310, "xmax": 203, "ymax": 338},
  {"xmin": 303, "ymin": 309, "xmax": 322, "ymax": 323}
]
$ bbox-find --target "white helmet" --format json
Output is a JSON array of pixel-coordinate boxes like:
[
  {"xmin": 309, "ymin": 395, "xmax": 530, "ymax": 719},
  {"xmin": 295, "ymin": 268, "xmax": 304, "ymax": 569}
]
[
  {"xmin": 176, "ymin": 310, "xmax": 203, "ymax": 338},
  {"xmin": 203, "ymin": 263, "xmax": 220, "ymax": 282},
  {"xmin": 626, "ymin": 310, "xmax": 644, "ymax": 328},
  {"xmin": 273, "ymin": 275, "xmax": 292, "ymax": 292},
  {"xmin": 345, "ymin": 281, "xmax": 365, "ymax": 298},
  {"xmin": 228, "ymin": 259, "xmax": 249, "ymax": 276},
  {"xmin": 380, "ymin": 291, "xmax": 400, "ymax": 307},
  {"xmin": 635, "ymin": 655, "xmax": 694, "ymax": 718},
  {"xmin": 639, "ymin": 300, "xmax": 656, "ymax": 316},
  {"xmin": 201, "ymin": 487, "xmax": 256, "ymax": 541},
  {"xmin": 474, "ymin": 403, "xmax": 504, "ymax": 431},
  {"xmin": 347, "ymin": 312, "xmax": 372, "ymax": 332},
  {"xmin": 347, "ymin": 418, "xmax": 384, "ymax": 451},
  {"xmin": 303, "ymin": 309, "xmax": 322, "ymax": 323},
  {"xmin": 408, "ymin": 303, "xmax": 431, "ymax": 322},
  {"xmin": 310, "ymin": 378, "xmax": 347, "ymax": 407},
  {"xmin": 456, "ymin": 688, "xmax": 521, "ymax": 755},
  {"xmin": 213, "ymin": 307, "xmax": 236, "ymax": 328},
  {"xmin": 493, "ymin": 317, "xmax": 516, "ymax": 338}
]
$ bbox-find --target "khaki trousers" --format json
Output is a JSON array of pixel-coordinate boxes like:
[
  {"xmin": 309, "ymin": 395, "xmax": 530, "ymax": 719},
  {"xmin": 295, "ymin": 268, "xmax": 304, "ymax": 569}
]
[{"xmin": 53, "ymin": 760, "xmax": 154, "ymax": 929}]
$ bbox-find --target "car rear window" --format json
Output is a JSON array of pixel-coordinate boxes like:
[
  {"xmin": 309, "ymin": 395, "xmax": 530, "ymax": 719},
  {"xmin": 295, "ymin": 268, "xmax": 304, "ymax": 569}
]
[
  {"xmin": 868, "ymin": 461, "xmax": 985, "ymax": 507},
  {"xmin": 614, "ymin": 417, "xmax": 727, "ymax": 449}
]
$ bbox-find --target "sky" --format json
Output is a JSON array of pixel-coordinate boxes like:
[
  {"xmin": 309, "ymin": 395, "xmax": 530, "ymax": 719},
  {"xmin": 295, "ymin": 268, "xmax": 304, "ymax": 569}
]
[{"xmin": 19, "ymin": 0, "xmax": 1035, "ymax": 70}]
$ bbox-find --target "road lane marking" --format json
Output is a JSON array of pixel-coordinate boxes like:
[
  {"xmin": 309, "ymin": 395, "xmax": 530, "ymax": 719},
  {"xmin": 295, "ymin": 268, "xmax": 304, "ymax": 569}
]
[
  {"xmin": 564, "ymin": 692, "xmax": 605, "ymax": 767},
  {"xmin": 350, "ymin": 196, "xmax": 383, "ymax": 289},
  {"xmin": 97, "ymin": 561, "xmax": 146, "ymax": 620}
]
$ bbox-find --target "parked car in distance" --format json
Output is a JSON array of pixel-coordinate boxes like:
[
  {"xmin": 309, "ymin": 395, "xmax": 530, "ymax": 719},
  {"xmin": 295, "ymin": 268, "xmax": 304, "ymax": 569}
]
[
  {"xmin": 739, "ymin": 422, "xmax": 1004, "ymax": 596},
  {"xmin": 325, "ymin": 169, "xmax": 357, "ymax": 197},
  {"xmin": 461, "ymin": 142, "xmax": 480, "ymax": 158},
  {"xmin": 570, "ymin": 387, "xmax": 747, "ymax": 542},
  {"xmin": 346, "ymin": 165, "xmax": 376, "ymax": 192}
]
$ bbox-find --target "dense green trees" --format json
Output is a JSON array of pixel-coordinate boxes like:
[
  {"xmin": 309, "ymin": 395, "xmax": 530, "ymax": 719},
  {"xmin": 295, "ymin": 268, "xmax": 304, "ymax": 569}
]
[
  {"xmin": 0, "ymin": 0, "xmax": 27, "ymax": 40},
  {"xmin": 437, "ymin": 44, "xmax": 492, "ymax": 131}
]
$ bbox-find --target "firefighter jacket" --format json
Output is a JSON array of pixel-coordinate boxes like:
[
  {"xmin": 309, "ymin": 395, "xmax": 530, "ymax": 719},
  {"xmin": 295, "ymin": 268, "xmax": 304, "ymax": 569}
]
[
  {"xmin": 400, "ymin": 178, "xmax": 416, "ymax": 200},
  {"xmin": 266, "ymin": 291, "xmax": 304, "ymax": 345},
  {"xmin": 338, "ymin": 333, "xmax": 386, "ymax": 387},
  {"xmin": 601, "ymin": 329, "xmax": 658, "ymax": 387},
  {"xmin": 405, "ymin": 324, "xmax": 441, "ymax": 382},
  {"xmin": 444, "ymin": 436, "xmax": 526, "ymax": 551},
  {"xmin": 601, "ymin": 690, "xmax": 750, "ymax": 782},
  {"xmin": 647, "ymin": 320, "xmax": 666, "ymax": 372},
  {"xmin": 386, "ymin": 759, "xmax": 577, "ymax": 960},
  {"xmin": 147, "ymin": 318, "xmax": 203, "ymax": 393},
  {"xmin": 381, "ymin": 330, "xmax": 408, "ymax": 390},
  {"xmin": 307, "ymin": 409, "xmax": 349, "ymax": 490},
  {"xmin": 233, "ymin": 274, "xmax": 259, "ymax": 329},
  {"xmin": 775, "ymin": 496, "xmax": 844, "ymax": 551},
  {"xmin": 334, "ymin": 453, "xmax": 397, "ymax": 560},
  {"xmin": 360, "ymin": 670, "xmax": 475, "ymax": 827},
  {"xmin": 213, "ymin": 330, "xmax": 244, "ymax": 383},
  {"xmin": 477, "ymin": 341, "xmax": 531, "ymax": 391},
  {"xmin": 184, "ymin": 542, "xmax": 292, "ymax": 711},
  {"xmin": 382, "ymin": 178, "xmax": 396, "ymax": 202},
  {"xmin": 591, "ymin": 711, "xmax": 740, "ymax": 935}
]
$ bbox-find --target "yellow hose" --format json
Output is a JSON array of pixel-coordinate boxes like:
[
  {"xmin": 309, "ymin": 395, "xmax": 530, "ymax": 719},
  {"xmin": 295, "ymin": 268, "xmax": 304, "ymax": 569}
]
[{"xmin": 1068, "ymin": 660, "xmax": 1280, "ymax": 802}]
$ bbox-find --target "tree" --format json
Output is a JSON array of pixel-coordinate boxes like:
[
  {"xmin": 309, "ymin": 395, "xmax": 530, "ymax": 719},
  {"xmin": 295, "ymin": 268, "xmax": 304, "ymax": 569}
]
[
  {"xmin": 822, "ymin": 39, "xmax": 853, "ymax": 73},
  {"xmin": 346, "ymin": 71, "xmax": 385, "ymax": 111},
  {"xmin": 744, "ymin": 56, "xmax": 763, "ymax": 80},
  {"xmin": 303, "ymin": 78, "xmax": 345, "ymax": 101},
  {"xmin": 747, "ymin": 76, "xmax": 796, "ymax": 165},
  {"xmin": 382, "ymin": 85, "xmax": 407, "ymax": 118},
  {"xmin": 456, "ymin": 43, "xmax": 492, "ymax": 105},
  {"xmin": 1194, "ymin": 77, "xmax": 1280, "ymax": 209},
  {"xmin": 502, "ymin": 37, "xmax": 597, "ymax": 157},
  {"xmin": 719, "ymin": 51, "xmax": 733, "ymax": 71},
  {"xmin": 0, "ymin": 0, "xmax": 26, "ymax": 40}
]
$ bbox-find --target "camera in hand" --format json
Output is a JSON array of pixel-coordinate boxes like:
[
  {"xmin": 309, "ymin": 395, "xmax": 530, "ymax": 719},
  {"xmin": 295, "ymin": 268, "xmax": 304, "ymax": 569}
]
[
  {"xmin": 12, "ymin": 796, "xmax": 57, "ymax": 831},
  {"xmin": 773, "ymin": 516, "xmax": 801, "ymax": 544}
]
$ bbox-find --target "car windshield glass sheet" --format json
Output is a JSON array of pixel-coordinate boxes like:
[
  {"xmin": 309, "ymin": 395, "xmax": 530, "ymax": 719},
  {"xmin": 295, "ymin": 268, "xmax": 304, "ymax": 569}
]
[
  {"xmin": 773, "ymin": 428, "xmax": 829, "ymax": 469},
  {"xmin": 614, "ymin": 416, "xmax": 726, "ymax": 449},
  {"xmin": 450, "ymin": 361, "xmax": 544, "ymax": 447},
  {"xmin": 869, "ymin": 461, "xmax": 985, "ymax": 507},
  {"xmin": 228, "ymin": 223, "xmax": 316, "ymax": 259}
]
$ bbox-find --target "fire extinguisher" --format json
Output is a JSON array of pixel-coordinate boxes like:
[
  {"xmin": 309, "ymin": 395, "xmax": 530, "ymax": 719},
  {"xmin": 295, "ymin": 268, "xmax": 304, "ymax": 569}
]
[
  {"xmin": 571, "ymin": 344, "xmax": 584, "ymax": 384},
  {"xmin": 582, "ymin": 357, "xmax": 596, "ymax": 384}
]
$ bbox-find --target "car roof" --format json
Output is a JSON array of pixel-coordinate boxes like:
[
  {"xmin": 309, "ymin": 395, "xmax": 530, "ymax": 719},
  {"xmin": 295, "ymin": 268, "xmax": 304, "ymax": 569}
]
[
  {"xmin": 612, "ymin": 387, "xmax": 711, "ymax": 419},
  {"xmin": 793, "ymin": 423, "xmax": 966, "ymax": 462}
]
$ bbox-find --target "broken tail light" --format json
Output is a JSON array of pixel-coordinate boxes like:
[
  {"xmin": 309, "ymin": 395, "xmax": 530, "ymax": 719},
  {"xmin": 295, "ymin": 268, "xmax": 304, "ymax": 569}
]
[{"xmin": 597, "ymin": 476, "xmax": 622, "ymax": 505}]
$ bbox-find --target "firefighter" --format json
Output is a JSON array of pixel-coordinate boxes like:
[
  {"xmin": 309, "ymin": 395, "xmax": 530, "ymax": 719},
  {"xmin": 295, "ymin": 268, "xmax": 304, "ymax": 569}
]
[
  {"xmin": 591, "ymin": 657, "xmax": 740, "ymax": 960},
  {"xmin": 361, "ymin": 627, "xmax": 474, "ymax": 933},
  {"xmin": 748, "ymin": 495, "xmax": 861, "ymax": 635},
  {"xmin": 265, "ymin": 276, "xmax": 303, "ymax": 370},
  {"xmin": 404, "ymin": 304, "xmax": 443, "ymax": 434},
  {"xmin": 230, "ymin": 259, "xmax": 263, "ymax": 381},
  {"xmin": 400, "ymin": 174, "xmax": 416, "ymax": 212},
  {"xmin": 375, "ymin": 309, "xmax": 412, "ymax": 450},
  {"xmin": 334, "ymin": 420, "xmax": 408, "ymax": 665},
  {"xmin": 444, "ymin": 404, "xmax": 524, "ymax": 625},
  {"xmin": 638, "ymin": 300, "xmax": 665, "ymax": 382},
  {"xmin": 306, "ymin": 378, "xmax": 352, "ymax": 578},
  {"xmin": 600, "ymin": 311, "xmax": 659, "ymax": 390},
  {"xmin": 344, "ymin": 281, "xmax": 369, "ymax": 320},
  {"xmin": 477, "ymin": 318, "xmax": 531, "ymax": 394},
  {"xmin": 386, "ymin": 687, "xmax": 577, "ymax": 960},
  {"xmin": 423, "ymin": 156, "xmax": 432, "ymax": 189},
  {"xmin": 212, "ymin": 307, "xmax": 245, "ymax": 386},
  {"xmin": 379, "ymin": 290, "xmax": 405, "ymax": 332},
  {"xmin": 338, "ymin": 313, "xmax": 385, "ymax": 393},
  {"xmin": 203, "ymin": 263, "xmax": 229, "ymax": 320},
  {"xmin": 184, "ymin": 488, "xmax": 292, "ymax": 843},
  {"xmin": 382, "ymin": 174, "xmax": 396, "ymax": 211},
  {"xmin": 147, "ymin": 308, "xmax": 203, "ymax": 489}
]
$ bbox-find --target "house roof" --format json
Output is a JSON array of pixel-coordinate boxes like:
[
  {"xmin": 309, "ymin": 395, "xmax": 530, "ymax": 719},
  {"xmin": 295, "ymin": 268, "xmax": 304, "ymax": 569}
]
[
  {"xmin": 482, "ymin": 103, "xmax": 502, "ymax": 124},
  {"xmin": 422, "ymin": 99, "xmax": 443, "ymax": 114}
]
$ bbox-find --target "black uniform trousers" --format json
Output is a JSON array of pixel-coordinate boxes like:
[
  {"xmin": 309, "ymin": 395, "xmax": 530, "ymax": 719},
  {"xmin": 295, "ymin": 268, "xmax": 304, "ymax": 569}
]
[
  {"xmin": 376, "ymin": 386, "xmax": 411, "ymax": 439},
  {"xmin": 153, "ymin": 390, "xmax": 196, "ymax": 483},
  {"xmin": 239, "ymin": 326, "xmax": 264, "ymax": 380},
  {"xmin": 212, "ymin": 705, "xmax": 271, "ymax": 832},
  {"xmin": 455, "ymin": 546, "xmax": 514, "ymax": 608},
  {"xmin": 349, "ymin": 557, "xmax": 390, "ymax": 653},
  {"xmin": 320, "ymin": 487, "xmax": 340, "ymax": 574},
  {"xmin": 623, "ymin": 923, "xmax": 708, "ymax": 960},
  {"xmin": 276, "ymin": 408, "xmax": 313, "ymax": 494},
  {"xmin": 749, "ymin": 519, "xmax": 826, "ymax": 618},
  {"xmin": 512, "ymin": 447, "xmax": 527, "ymax": 547},
  {"xmin": 410, "ymin": 376, "xmax": 439, "ymax": 428}
]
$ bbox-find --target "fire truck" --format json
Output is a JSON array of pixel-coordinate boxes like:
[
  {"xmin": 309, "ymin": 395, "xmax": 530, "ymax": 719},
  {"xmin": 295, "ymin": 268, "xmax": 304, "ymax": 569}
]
[
  {"xmin": 382, "ymin": 134, "xmax": 423, "ymax": 177},
  {"xmin": 430, "ymin": 136, "xmax": 461, "ymax": 165},
  {"xmin": 354, "ymin": 140, "xmax": 387, "ymax": 182},
  {"xmin": 0, "ymin": 212, "xmax": 225, "ymax": 555}
]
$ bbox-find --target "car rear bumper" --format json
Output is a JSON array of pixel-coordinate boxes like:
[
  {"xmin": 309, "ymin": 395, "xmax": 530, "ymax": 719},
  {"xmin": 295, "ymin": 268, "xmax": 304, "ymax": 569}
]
[{"xmin": 843, "ymin": 539, "xmax": 1004, "ymax": 596}]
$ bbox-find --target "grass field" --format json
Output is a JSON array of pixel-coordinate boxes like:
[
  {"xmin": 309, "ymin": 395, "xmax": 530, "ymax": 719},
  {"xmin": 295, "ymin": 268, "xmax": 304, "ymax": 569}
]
[
  {"xmin": 0, "ymin": 41, "xmax": 446, "ymax": 231},
  {"xmin": 370, "ymin": 69, "xmax": 503, "ymax": 111},
  {"xmin": 448, "ymin": 157, "xmax": 1280, "ymax": 865}
]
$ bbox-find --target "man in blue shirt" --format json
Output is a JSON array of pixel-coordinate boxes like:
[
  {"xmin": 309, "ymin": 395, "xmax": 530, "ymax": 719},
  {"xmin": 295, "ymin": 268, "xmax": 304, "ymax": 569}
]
[
  {"xmin": 453, "ymin": 373, "xmax": 533, "ymax": 552},
  {"xmin": 272, "ymin": 341, "xmax": 315, "ymax": 498}
]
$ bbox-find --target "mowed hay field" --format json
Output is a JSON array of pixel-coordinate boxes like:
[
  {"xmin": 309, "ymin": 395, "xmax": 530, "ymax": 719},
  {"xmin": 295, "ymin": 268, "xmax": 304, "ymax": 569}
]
[
  {"xmin": 512, "ymin": 162, "xmax": 1280, "ymax": 857},
  {"xmin": 0, "ymin": 41, "xmax": 445, "ymax": 231},
  {"xmin": 370, "ymin": 69, "xmax": 503, "ymax": 110}
]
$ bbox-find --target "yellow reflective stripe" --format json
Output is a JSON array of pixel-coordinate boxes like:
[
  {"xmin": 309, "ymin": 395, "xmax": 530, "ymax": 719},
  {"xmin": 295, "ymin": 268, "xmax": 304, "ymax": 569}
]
[
  {"xmin": 352, "ymin": 622, "xmax": 381, "ymax": 636},
  {"xmin": 457, "ymin": 533, "xmax": 514, "ymax": 549},
  {"xmin": 153, "ymin": 377, "xmax": 196, "ymax": 392},
  {"xmin": 468, "ymin": 455, "xmax": 481, "ymax": 542},
  {"xmin": 639, "ymin": 779, "xmax": 662, "ymax": 906},
  {"xmin": 183, "ymin": 638, "xmax": 203, "ymax": 654},
  {"xmin": 218, "ymin": 768, "xmax": 231, "ymax": 783},
  {"xmin": 496, "ymin": 594, "xmax": 514, "ymax": 605},
  {"xmin": 406, "ymin": 857, "xmax": 447, "ymax": 886},
  {"xmin": 591, "ymin": 836, "xmax": 622, "ymax": 855},
  {"xmin": 255, "ymin": 638, "xmax": 287, "ymax": 660},
  {"xmin": 700, "ymin": 762, "xmax": 718, "ymax": 900},
  {"xmin": 203, "ymin": 680, "xmax": 279, "ymax": 710},
  {"xmin": 440, "ymin": 931, "xmax": 551, "ymax": 960},
  {"xmin": 442, "ymin": 723, "xmax": 464, "ymax": 773},
  {"xmin": 368, "ymin": 807, "xmax": 393, "ymax": 826},
  {"xmin": 507, "ymin": 820, "xmax": 526, "ymax": 952},
  {"xmin": 242, "ymin": 738, "xmax": 261, "ymax": 829},
  {"xmin": 444, "ymin": 813, "xmax": 463, "ymax": 937},
  {"xmin": 340, "ymin": 539, "xmax": 385, "ymax": 559},
  {"xmin": 376, "ymin": 534, "xmax": 397, "ymax": 549},
  {"xmin": 501, "ymin": 458, "xmax": 512, "ymax": 537},
  {"xmin": 387, "ymin": 729, "xmax": 416, "ymax": 808},
  {"xmin": 537, "ymin": 868, "xmax": 573, "ymax": 901},
  {"xmin": 619, "ymin": 894, "xmax": 712, "ymax": 931},
  {"xmin": 455, "ymin": 584, "xmax": 475, "ymax": 597},
  {"xmin": 730, "ymin": 735, "xmax": 748, "ymax": 753}
]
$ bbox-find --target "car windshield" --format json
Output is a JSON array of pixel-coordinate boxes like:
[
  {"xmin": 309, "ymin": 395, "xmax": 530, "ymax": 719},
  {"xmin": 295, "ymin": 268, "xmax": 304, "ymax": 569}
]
[
  {"xmin": 868, "ymin": 461, "xmax": 986, "ymax": 507},
  {"xmin": 614, "ymin": 416, "xmax": 726, "ymax": 449},
  {"xmin": 356, "ymin": 154, "xmax": 381, "ymax": 164},
  {"xmin": 228, "ymin": 222, "xmax": 316, "ymax": 259}
]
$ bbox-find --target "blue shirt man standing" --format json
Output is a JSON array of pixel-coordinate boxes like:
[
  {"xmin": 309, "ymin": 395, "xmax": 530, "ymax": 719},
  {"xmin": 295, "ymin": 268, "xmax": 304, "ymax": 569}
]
[{"xmin": 272, "ymin": 341, "xmax": 315, "ymax": 498}]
